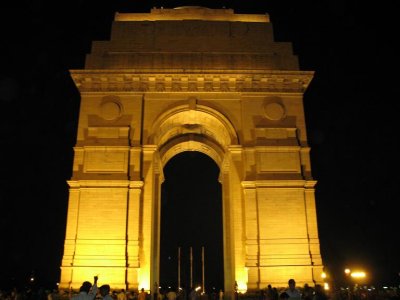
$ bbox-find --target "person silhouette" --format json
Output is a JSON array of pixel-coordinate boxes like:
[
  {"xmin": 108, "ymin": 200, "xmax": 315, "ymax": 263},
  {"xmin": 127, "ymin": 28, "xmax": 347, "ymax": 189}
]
[
  {"xmin": 72, "ymin": 276, "xmax": 98, "ymax": 300},
  {"xmin": 100, "ymin": 285, "xmax": 113, "ymax": 300},
  {"xmin": 285, "ymin": 279, "xmax": 301, "ymax": 300}
]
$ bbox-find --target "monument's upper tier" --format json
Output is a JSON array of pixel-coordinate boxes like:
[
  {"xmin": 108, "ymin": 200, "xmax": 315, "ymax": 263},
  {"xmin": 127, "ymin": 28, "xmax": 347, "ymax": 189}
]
[
  {"xmin": 85, "ymin": 7, "xmax": 299, "ymax": 71},
  {"xmin": 115, "ymin": 7, "xmax": 270, "ymax": 22}
]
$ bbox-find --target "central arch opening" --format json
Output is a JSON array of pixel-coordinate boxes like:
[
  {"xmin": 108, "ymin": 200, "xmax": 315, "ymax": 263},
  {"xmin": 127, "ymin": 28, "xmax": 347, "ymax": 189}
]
[{"xmin": 160, "ymin": 151, "xmax": 224, "ymax": 295}]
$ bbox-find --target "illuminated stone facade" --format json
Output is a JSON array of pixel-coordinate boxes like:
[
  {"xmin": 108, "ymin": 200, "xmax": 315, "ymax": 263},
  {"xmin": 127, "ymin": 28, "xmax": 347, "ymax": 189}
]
[{"xmin": 60, "ymin": 7, "xmax": 324, "ymax": 294}]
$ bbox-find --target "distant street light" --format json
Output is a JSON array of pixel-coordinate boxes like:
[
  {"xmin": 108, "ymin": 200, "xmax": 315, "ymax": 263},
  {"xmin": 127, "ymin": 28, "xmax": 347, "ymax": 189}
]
[
  {"xmin": 347, "ymin": 269, "xmax": 367, "ymax": 282},
  {"xmin": 350, "ymin": 272, "xmax": 366, "ymax": 279}
]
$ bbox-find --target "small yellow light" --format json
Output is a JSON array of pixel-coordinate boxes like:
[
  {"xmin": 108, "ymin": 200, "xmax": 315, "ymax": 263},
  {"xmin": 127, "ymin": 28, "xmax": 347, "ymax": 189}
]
[
  {"xmin": 344, "ymin": 268, "xmax": 351, "ymax": 275},
  {"xmin": 321, "ymin": 272, "xmax": 327, "ymax": 279},
  {"xmin": 351, "ymin": 272, "xmax": 366, "ymax": 278},
  {"xmin": 324, "ymin": 283, "xmax": 329, "ymax": 290}
]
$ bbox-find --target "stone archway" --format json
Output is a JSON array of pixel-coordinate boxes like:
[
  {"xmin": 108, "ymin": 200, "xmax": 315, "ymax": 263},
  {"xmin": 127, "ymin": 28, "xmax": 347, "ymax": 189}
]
[
  {"xmin": 59, "ymin": 6, "xmax": 325, "ymax": 296},
  {"xmin": 159, "ymin": 151, "xmax": 223, "ymax": 291},
  {"xmin": 146, "ymin": 103, "xmax": 241, "ymax": 295}
]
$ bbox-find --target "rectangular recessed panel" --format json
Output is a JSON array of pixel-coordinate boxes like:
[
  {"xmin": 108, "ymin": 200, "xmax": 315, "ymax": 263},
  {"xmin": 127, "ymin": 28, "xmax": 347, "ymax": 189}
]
[
  {"xmin": 84, "ymin": 151, "xmax": 128, "ymax": 173},
  {"xmin": 257, "ymin": 151, "xmax": 300, "ymax": 172}
]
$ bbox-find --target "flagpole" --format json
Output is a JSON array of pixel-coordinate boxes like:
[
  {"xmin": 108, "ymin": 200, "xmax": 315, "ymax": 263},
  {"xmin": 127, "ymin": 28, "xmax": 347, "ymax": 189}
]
[
  {"xmin": 190, "ymin": 246, "xmax": 193, "ymax": 289},
  {"xmin": 202, "ymin": 246, "xmax": 205, "ymax": 293},
  {"xmin": 178, "ymin": 247, "xmax": 181, "ymax": 289}
]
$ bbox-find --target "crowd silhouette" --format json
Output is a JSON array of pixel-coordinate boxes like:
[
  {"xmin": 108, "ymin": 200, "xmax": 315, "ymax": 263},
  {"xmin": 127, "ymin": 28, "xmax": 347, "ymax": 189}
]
[{"xmin": 1, "ymin": 277, "xmax": 399, "ymax": 300}]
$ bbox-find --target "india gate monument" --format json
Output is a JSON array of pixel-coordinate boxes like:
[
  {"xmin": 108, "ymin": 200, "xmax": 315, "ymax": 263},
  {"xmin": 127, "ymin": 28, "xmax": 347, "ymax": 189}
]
[{"xmin": 59, "ymin": 6, "xmax": 325, "ymax": 294}]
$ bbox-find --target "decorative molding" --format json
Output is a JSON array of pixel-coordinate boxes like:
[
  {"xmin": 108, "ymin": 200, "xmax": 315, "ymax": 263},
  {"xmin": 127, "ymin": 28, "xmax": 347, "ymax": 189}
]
[
  {"xmin": 129, "ymin": 181, "xmax": 144, "ymax": 189},
  {"xmin": 304, "ymin": 180, "xmax": 317, "ymax": 188},
  {"xmin": 70, "ymin": 70, "xmax": 314, "ymax": 93},
  {"xmin": 254, "ymin": 145, "xmax": 301, "ymax": 151},
  {"xmin": 67, "ymin": 180, "xmax": 131, "ymax": 188},
  {"xmin": 241, "ymin": 180, "xmax": 316, "ymax": 188}
]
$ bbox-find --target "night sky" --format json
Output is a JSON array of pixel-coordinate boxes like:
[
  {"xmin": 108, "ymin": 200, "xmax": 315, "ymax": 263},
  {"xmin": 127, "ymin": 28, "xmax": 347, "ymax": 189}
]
[{"xmin": 0, "ymin": 0, "xmax": 397, "ymax": 290}]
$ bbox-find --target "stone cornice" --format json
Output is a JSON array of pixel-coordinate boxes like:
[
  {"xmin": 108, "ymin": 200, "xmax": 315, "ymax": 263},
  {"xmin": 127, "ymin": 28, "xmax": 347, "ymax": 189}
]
[
  {"xmin": 70, "ymin": 70, "xmax": 314, "ymax": 93},
  {"xmin": 241, "ymin": 180, "xmax": 317, "ymax": 188},
  {"xmin": 68, "ymin": 180, "xmax": 130, "ymax": 188},
  {"xmin": 68, "ymin": 180, "xmax": 144, "ymax": 188},
  {"xmin": 254, "ymin": 145, "xmax": 302, "ymax": 151}
]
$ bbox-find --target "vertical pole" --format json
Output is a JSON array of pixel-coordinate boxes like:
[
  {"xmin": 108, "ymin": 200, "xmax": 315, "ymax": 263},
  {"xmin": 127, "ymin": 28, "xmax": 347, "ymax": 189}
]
[
  {"xmin": 202, "ymin": 246, "xmax": 205, "ymax": 293},
  {"xmin": 178, "ymin": 247, "xmax": 181, "ymax": 289},
  {"xmin": 190, "ymin": 246, "xmax": 193, "ymax": 289}
]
